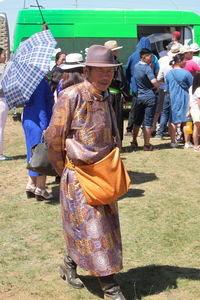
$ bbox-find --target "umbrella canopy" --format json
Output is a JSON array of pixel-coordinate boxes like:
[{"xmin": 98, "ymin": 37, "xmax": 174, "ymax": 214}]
[
  {"xmin": 2, "ymin": 30, "xmax": 57, "ymax": 109},
  {"xmin": 147, "ymin": 33, "xmax": 172, "ymax": 43}
]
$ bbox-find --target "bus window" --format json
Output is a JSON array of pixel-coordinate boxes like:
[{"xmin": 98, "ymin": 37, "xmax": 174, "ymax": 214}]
[
  {"xmin": 137, "ymin": 25, "xmax": 193, "ymax": 55},
  {"xmin": 184, "ymin": 26, "xmax": 193, "ymax": 45}
]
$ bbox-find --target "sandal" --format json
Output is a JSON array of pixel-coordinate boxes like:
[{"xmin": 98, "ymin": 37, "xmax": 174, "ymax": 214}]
[
  {"xmin": 143, "ymin": 144, "xmax": 157, "ymax": 151},
  {"xmin": 130, "ymin": 141, "xmax": 138, "ymax": 148},
  {"xmin": 35, "ymin": 187, "xmax": 53, "ymax": 201},
  {"xmin": 26, "ymin": 184, "xmax": 36, "ymax": 198}
]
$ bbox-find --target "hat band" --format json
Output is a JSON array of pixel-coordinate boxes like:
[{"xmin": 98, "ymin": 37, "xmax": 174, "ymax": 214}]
[
  {"xmin": 65, "ymin": 61, "xmax": 83, "ymax": 65},
  {"xmin": 86, "ymin": 60, "xmax": 115, "ymax": 64}
]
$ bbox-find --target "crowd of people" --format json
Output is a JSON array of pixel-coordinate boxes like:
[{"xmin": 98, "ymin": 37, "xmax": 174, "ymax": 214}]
[
  {"xmin": 1, "ymin": 27, "xmax": 200, "ymax": 300},
  {"xmin": 125, "ymin": 31, "xmax": 200, "ymax": 151}
]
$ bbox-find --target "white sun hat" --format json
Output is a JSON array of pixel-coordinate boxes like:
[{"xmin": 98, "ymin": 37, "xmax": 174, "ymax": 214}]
[
  {"xmin": 190, "ymin": 43, "xmax": 200, "ymax": 52},
  {"xmin": 180, "ymin": 45, "xmax": 195, "ymax": 54},
  {"xmin": 59, "ymin": 53, "xmax": 85, "ymax": 70},
  {"xmin": 168, "ymin": 44, "xmax": 181, "ymax": 58},
  {"xmin": 104, "ymin": 40, "xmax": 123, "ymax": 51}
]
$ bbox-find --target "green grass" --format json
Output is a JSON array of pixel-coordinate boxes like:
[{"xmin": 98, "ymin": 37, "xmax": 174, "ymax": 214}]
[{"xmin": 1, "ymin": 116, "xmax": 200, "ymax": 300}]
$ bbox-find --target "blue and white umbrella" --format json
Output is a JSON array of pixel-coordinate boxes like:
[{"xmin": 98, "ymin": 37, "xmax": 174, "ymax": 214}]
[{"xmin": 2, "ymin": 29, "xmax": 57, "ymax": 109}]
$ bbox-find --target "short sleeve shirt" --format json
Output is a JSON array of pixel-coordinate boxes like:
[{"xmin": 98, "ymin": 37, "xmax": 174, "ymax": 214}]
[
  {"xmin": 189, "ymin": 86, "xmax": 200, "ymax": 109},
  {"xmin": 184, "ymin": 60, "xmax": 200, "ymax": 76},
  {"xmin": 134, "ymin": 61, "xmax": 156, "ymax": 99}
]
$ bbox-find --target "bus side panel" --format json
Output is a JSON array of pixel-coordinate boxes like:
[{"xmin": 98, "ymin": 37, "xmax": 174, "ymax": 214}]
[{"xmin": 193, "ymin": 25, "xmax": 200, "ymax": 46}]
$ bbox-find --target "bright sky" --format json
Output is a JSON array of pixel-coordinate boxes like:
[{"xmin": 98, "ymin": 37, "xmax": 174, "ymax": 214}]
[{"xmin": 1, "ymin": 0, "xmax": 200, "ymax": 49}]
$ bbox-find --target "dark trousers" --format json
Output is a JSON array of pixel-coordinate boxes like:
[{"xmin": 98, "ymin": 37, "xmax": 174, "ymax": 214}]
[
  {"xmin": 126, "ymin": 94, "xmax": 137, "ymax": 132},
  {"xmin": 157, "ymin": 93, "xmax": 170, "ymax": 137},
  {"xmin": 111, "ymin": 93, "xmax": 124, "ymax": 141}
]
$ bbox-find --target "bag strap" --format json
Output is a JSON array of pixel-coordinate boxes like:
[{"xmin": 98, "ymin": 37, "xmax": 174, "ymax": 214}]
[{"xmin": 171, "ymin": 70, "xmax": 189, "ymax": 92}]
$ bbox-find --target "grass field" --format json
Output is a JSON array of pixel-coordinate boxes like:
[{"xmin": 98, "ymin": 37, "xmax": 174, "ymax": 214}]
[{"xmin": 1, "ymin": 115, "xmax": 200, "ymax": 300}]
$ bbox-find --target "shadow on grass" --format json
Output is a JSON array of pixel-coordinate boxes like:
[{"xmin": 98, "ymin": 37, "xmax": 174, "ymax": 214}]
[
  {"xmin": 122, "ymin": 146, "xmax": 144, "ymax": 153},
  {"xmin": 128, "ymin": 171, "xmax": 158, "ymax": 185},
  {"xmin": 9, "ymin": 154, "xmax": 27, "ymax": 160},
  {"xmin": 123, "ymin": 188, "xmax": 145, "ymax": 198},
  {"xmin": 80, "ymin": 264, "xmax": 200, "ymax": 300},
  {"xmin": 157, "ymin": 142, "xmax": 184, "ymax": 150}
]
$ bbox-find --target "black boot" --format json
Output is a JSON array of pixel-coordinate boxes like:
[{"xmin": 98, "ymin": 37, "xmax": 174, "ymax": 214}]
[
  {"xmin": 99, "ymin": 275, "xmax": 126, "ymax": 300},
  {"xmin": 59, "ymin": 255, "xmax": 84, "ymax": 289}
]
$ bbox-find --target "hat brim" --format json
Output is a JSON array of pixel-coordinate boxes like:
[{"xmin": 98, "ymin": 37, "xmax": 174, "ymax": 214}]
[
  {"xmin": 111, "ymin": 46, "xmax": 123, "ymax": 51},
  {"xmin": 59, "ymin": 63, "xmax": 85, "ymax": 70},
  {"xmin": 85, "ymin": 62, "xmax": 122, "ymax": 67},
  {"xmin": 168, "ymin": 51, "xmax": 180, "ymax": 58},
  {"xmin": 192, "ymin": 48, "xmax": 200, "ymax": 52},
  {"xmin": 180, "ymin": 50, "xmax": 195, "ymax": 54}
]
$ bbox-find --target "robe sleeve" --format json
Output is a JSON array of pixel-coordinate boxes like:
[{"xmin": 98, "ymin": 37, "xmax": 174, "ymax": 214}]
[{"xmin": 45, "ymin": 89, "xmax": 78, "ymax": 176}]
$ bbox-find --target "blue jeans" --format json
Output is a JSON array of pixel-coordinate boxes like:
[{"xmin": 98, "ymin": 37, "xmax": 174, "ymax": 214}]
[{"xmin": 157, "ymin": 93, "xmax": 170, "ymax": 137}]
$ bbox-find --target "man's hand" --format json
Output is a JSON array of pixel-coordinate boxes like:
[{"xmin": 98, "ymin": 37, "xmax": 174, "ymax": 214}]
[{"xmin": 42, "ymin": 23, "xmax": 48, "ymax": 31}]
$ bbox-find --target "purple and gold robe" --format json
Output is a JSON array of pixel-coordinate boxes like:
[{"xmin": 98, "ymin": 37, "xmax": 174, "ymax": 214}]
[{"xmin": 45, "ymin": 80, "xmax": 123, "ymax": 276}]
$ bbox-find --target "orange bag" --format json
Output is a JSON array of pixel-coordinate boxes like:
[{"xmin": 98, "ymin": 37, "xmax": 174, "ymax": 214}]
[{"xmin": 74, "ymin": 147, "xmax": 131, "ymax": 206}]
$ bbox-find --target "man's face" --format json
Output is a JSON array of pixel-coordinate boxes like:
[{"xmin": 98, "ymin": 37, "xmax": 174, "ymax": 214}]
[
  {"xmin": 86, "ymin": 67, "xmax": 114, "ymax": 92},
  {"xmin": 142, "ymin": 54, "xmax": 152, "ymax": 65},
  {"xmin": 57, "ymin": 54, "xmax": 66, "ymax": 66}
]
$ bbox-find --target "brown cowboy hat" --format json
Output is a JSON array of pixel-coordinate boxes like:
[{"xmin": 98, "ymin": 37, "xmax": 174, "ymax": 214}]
[{"xmin": 84, "ymin": 45, "xmax": 122, "ymax": 67}]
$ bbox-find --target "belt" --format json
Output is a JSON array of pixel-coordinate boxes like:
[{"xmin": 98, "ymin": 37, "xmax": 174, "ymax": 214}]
[
  {"xmin": 109, "ymin": 87, "xmax": 120, "ymax": 94},
  {"xmin": 65, "ymin": 156, "xmax": 75, "ymax": 170}
]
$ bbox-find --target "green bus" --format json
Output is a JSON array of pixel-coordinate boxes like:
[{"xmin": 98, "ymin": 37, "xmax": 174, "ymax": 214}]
[{"xmin": 14, "ymin": 9, "xmax": 200, "ymax": 63}]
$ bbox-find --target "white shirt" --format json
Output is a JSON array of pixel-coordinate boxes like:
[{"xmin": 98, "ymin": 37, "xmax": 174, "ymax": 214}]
[
  {"xmin": 157, "ymin": 56, "xmax": 172, "ymax": 90},
  {"xmin": 189, "ymin": 86, "xmax": 200, "ymax": 109}
]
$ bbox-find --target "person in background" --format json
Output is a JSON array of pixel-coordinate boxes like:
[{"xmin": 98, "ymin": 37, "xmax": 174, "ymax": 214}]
[
  {"xmin": 50, "ymin": 52, "xmax": 67, "ymax": 102},
  {"xmin": 180, "ymin": 45, "xmax": 200, "ymax": 76},
  {"xmin": 45, "ymin": 45, "xmax": 126, "ymax": 300},
  {"xmin": 131, "ymin": 48, "xmax": 159, "ymax": 151},
  {"xmin": 125, "ymin": 37, "xmax": 159, "ymax": 135},
  {"xmin": 156, "ymin": 44, "xmax": 181, "ymax": 139},
  {"xmin": 23, "ymin": 78, "xmax": 54, "ymax": 200},
  {"xmin": 166, "ymin": 53, "xmax": 193, "ymax": 148},
  {"xmin": 104, "ymin": 40, "xmax": 130, "ymax": 142},
  {"xmin": 50, "ymin": 69, "xmax": 64, "ymax": 95},
  {"xmin": 0, "ymin": 48, "xmax": 11, "ymax": 161},
  {"xmin": 51, "ymin": 51, "xmax": 67, "ymax": 73},
  {"xmin": 57, "ymin": 53, "xmax": 85, "ymax": 95},
  {"xmin": 188, "ymin": 72, "xmax": 200, "ymax": 152},
  {"xmin": 190, "ymin": 43, "xmax": 200, "ymax": 67},
  {"xmin": 172, "ymin": 31, "xmax": 182, "ymax": 44},
  {"xmin": 167, "ymin": 31, "xmax": 182, "ymax": 50}
]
